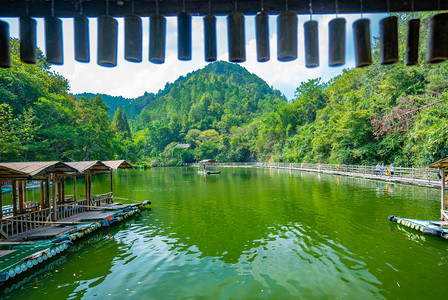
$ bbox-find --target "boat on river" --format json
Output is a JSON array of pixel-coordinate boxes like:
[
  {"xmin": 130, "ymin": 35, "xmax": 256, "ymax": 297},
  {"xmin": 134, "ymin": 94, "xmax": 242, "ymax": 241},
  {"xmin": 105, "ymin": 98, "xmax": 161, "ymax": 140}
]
[
  {"xmin": 198, "ymin": 159, "xmax": 221, "ymax": 175},
  {"xmin": 388, "ymin": 156, "xmax": 448, "ymax": 240}
]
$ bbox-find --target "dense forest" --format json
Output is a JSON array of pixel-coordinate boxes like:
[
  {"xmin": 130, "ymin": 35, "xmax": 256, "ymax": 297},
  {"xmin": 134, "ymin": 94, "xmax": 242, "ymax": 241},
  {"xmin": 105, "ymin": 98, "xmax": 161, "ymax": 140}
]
[{"xmin": 1, "ymin": 12, "xmax": 447, "ymax": 167}]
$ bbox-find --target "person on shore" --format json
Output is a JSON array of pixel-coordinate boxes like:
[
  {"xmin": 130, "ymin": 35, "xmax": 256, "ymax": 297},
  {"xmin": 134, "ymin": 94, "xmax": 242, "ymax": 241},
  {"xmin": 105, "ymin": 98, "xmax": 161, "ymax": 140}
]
[
  {"xmin": 375, "ymin": 163, "xmax": 380, "ymax": 175},
  {"xmin": 381, "ymin": 163, "xmax": 385, "ymax": 176},
  {"xmin": 390, "ymin": 164, "xmax": 394, "ymax": 177}
]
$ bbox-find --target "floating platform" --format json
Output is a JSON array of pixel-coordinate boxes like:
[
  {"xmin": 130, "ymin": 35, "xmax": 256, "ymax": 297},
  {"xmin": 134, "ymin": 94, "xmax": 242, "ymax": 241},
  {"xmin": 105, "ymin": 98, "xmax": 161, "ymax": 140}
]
[
  {"xmin": 388, "ymin": 216, "xmax": 448, "ymax": 239},
  {"xmin": 0, "ymin": 200, "xmax": 150, "ymax": 286},
  {"xmin": 199, "ymin": 170, "xmax": 221, "ymax": 175}
]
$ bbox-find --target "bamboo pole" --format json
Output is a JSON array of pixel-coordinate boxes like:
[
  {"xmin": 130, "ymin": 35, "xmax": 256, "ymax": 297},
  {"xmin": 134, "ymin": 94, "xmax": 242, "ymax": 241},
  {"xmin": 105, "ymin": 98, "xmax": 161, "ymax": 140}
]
[
  {"xmin": 62, "ymin": 204, "xmax": 137, "ymax": 210},
  {"xmin": 111, "ymin": 197, "xmax": 150, "ymax": 203},
  {"xmin": 12, "ymin": 180, "xmax": 17, "ymax": 216},
  {"xmin": 6, "ymin": 219, "xmax": 95, "ymax": 225}
]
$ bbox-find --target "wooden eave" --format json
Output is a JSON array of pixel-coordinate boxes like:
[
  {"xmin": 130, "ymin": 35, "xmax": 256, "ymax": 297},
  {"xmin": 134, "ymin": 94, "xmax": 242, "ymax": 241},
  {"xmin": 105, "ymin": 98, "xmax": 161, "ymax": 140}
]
[
  {"xmin": 0, "ymin": 0, "xmax": 446, "ymax": 18},
  {"xmin": 65, "ymin": 160, "xmax": 112, "ymax": 174},
  {"xmin": 0, "ymin": 161, "xmax": 77, "ymax": 179},
  {"xmin": 0, "ymin": 165, "xmax": 30, "ymax": 179},
  {"xmin": 429, "ymin": 157, "xmax": 448, "ymax": 169},
  {"xmin": 101, "ymin": 160, "xmax": 133, "ymax": 171}
]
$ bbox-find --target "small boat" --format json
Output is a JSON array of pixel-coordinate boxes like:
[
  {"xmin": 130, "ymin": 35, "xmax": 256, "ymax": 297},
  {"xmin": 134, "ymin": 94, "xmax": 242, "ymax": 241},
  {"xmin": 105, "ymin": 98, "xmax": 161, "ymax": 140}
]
[
  {"xmin": 201, "ymin": 170, "xmax": 221, "ymax": 175},
  {"xmin": 198, "ymin": 159, "xmax": 220, "ymax": 175}
]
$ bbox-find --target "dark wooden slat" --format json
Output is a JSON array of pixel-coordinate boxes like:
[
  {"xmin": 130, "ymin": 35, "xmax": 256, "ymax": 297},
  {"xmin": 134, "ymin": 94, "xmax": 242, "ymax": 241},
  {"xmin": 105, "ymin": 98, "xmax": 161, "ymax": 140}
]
[{"xmin": 0, "ymin": 0, "xmax": 446, "ymax": 18}]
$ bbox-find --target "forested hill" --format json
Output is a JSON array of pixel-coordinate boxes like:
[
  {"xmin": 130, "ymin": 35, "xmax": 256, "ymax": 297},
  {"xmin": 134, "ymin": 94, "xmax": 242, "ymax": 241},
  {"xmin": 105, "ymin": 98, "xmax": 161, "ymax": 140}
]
[
  {"xmin": 2, "ymin": 12, "xmax": 447, "ymax": 167},
  {"xmin": 75, "ymin": 92, "xmax": 133, "ymax": 117},
  {"xmin": 132, "ymin": 61, "xmax": 285, "ymax": 131}
]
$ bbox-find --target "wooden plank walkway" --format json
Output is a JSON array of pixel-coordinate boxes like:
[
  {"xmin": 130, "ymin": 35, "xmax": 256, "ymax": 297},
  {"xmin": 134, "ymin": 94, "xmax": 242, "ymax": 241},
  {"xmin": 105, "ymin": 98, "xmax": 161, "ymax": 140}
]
[{"xmin": 219, "ymin": 165, "xmax": 442, "ymax": 188}]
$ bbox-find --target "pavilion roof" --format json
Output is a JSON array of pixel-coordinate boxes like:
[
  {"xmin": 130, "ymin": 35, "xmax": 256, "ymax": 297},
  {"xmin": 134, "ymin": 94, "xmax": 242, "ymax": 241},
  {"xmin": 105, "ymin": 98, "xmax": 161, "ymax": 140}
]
[
  {"xmin": 429, "ymin": 157, "xmax": 448, "ymax": 169},
  {"xmin": 101, "ymin": 160, "xmax": 133, "ymax": 171},
  {"xmin": 0, "ymin": 165, "xmax": 30, "ymax": 179},
  {"xmin": 65, "ymin": 161, "xmax": 112, "ymax": 173},
  {"xmin": 0, "ymin": 161, "xmax": 77, "ymax": 179}
]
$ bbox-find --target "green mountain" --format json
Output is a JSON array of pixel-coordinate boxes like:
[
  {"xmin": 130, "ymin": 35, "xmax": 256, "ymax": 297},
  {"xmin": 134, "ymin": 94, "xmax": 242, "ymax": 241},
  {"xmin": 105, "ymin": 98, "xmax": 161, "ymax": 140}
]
[
  {"xmin": 133, "ymin": 61, "xmax": 286, "ymax": 131},
  {"xmin": 75, "ymin": 92, "xmax": 133, "ymax": 117}
]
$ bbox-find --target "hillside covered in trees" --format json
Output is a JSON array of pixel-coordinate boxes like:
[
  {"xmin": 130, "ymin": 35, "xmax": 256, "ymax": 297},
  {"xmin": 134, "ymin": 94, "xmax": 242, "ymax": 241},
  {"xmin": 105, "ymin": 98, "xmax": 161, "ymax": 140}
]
[{"xmin": 1, "ymin": 12, "xmax": 447, "ymax": 167}]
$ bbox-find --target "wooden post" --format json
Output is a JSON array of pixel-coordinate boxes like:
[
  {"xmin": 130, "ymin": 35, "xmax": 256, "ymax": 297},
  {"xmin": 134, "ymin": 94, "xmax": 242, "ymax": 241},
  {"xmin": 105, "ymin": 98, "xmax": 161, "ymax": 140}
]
[
  {"xmin": 85, "ymin": 171, "xmax": 91, "ymax": 209},
  {"xmin": 18, "ymin": 180, "xmax": 24, "ymax": 214},
  {"xmin": 58, "ymin": 176, "xmax": 62, "ymax": 204},
  {"xmin": 61, "ymin": 176, "xmax": 65, "ymax": 204},
  {"xmin": 45, "ymin": 177, "xmax": 50, "ymax": 209},
  {"xmin": 110, "ymin": 170, "xmax": 113, "ymax": 196},
  {"xmin": 0, "ymin": 183, "xmax": 2, "ymax": 220},
  {"xmin": 22, "ymin": 179, "xmax": 26, "ymax": 209},
  {"xmin": 40, "ymin": 180, "xmax": 44, "ymax": 209},
  {"xmin": 52, "ymin": 174, "xmax": 57, "ymax": 221},
  {"xmin": 73, "ymin": 176, "xmax": 77, "ymax": 202},
  {"xmin": 441, "ymin": 168, "xmax": 446, "ymax": 220},
  {"xmin": 12, "ymin": 180, "xmax": 17, "ymax": 216}
]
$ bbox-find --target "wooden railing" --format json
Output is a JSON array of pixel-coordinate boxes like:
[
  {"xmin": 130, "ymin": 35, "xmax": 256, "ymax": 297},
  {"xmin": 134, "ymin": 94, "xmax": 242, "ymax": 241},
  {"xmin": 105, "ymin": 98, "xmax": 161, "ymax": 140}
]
[
  {"xmin": 0, "ymin": 193, "xmax": 114, "ymax": 240},
  {"xmin": 197, "ymin": 162, "xmax": 441, "ymax": 184},
  {"xmin": 0, "ymin": 208, "xmax": 52, "ymax": 239},
  {"xmin": 91, "ymin": 192, "xmax": 113, "ymax": 206}
]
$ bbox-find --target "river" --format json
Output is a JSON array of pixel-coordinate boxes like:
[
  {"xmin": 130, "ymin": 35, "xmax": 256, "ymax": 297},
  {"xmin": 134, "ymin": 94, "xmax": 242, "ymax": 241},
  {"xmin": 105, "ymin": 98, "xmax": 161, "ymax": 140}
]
[{"xmin": 1, "ymin": 167, "xmax": 447, "ymax": 299}]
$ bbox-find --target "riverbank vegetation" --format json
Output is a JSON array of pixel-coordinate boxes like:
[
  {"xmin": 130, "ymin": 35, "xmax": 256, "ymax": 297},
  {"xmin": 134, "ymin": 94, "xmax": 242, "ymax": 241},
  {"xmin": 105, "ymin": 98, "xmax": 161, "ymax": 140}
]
[{"xmin": 0, "ymin": 12, "xmax": 447, "ymax": 166}]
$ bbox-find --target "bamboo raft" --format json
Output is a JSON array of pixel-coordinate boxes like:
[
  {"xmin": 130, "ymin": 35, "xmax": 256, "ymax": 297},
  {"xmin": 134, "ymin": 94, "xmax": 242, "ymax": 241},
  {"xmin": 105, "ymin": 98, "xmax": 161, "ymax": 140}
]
[
  {"xmin": 388, "ymin": 216, "xmax": 448, "ymax": 239},
  {"xmin": 0, "ymin": 200, "xmax": 150, "ymax": 285},
  {"xmin": 388, "ymin": 157, "xmax": 448, "ymax": 241}
]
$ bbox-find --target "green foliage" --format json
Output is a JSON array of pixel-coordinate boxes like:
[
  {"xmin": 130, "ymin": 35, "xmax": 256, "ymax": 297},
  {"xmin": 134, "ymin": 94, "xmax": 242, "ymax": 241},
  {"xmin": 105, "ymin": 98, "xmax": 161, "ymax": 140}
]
[
  {"xmin": 112, "ymin": 107, "xmax": 132, "ymax": 140},
  {"xmin": 0, "ymin": 39, "xmax": 118, "ymax": 162},
  {"xmin": 4, "ymin": 12, "xmax": 448, "ymax": 168}
]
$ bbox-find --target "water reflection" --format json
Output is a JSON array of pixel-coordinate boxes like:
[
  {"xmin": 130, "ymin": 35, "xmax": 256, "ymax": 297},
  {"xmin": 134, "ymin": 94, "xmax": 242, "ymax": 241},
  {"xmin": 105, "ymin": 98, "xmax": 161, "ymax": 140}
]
[{"xmin": 3, "ymin": 168, "xmax": 447, "ymax": 299}]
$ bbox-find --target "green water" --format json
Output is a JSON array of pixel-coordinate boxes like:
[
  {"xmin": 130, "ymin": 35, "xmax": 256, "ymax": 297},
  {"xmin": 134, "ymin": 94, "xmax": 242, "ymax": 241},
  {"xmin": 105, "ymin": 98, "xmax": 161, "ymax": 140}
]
[{"xmin": 1, "ymin": 167, "xmax": 447, "ymax": 299}]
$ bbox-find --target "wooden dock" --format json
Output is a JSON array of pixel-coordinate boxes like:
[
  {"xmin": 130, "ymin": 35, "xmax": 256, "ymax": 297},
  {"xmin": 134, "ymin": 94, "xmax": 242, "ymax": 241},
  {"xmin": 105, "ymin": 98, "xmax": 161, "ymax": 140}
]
[
  {"xmin": 0, "ymin": 160, "xmax": 151, "ymax": 286},
  {"xmin": 210, "ymin": 162, "xmax": 443, "ymax": 189},
  {"xmin": 0, "ymin": 201, "xmax": 150, "ymax": 285}
]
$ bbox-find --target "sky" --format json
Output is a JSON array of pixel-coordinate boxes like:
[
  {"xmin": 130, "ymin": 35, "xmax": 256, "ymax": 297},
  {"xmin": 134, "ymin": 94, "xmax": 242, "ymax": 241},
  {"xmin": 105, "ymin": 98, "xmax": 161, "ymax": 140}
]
[{"xmin": 5, "ymin": 13, "xmax": 385, "ymax": 100}]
